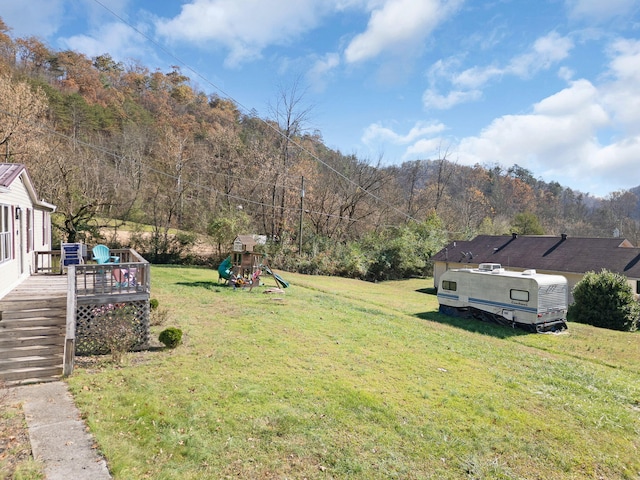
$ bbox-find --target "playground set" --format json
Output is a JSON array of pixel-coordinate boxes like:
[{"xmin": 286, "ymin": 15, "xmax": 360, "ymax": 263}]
[{"xmin": 217, "ymin": 235, "xmax": 289, "ymax": 290}]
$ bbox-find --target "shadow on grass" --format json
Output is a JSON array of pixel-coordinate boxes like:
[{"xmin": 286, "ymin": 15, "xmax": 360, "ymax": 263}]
[
  {"xmin": 414, "ymin": 286, "xmax": 529, "ymax": 338},
  {"xmin": 176, "ymin": 281, "xmax": 224, "ymax": 290},
  {"xmin": 415, "ymin": 287, "xmax": 436, "ymax": 295},
  {"xmin": 415, "ymin": 310, "xmax": 530, "ymax": 339}
]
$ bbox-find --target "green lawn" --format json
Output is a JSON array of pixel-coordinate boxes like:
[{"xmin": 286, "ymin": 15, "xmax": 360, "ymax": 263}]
[{"xmin": 66, "ymin": 266, "xmax": 640, "ymax": 479}]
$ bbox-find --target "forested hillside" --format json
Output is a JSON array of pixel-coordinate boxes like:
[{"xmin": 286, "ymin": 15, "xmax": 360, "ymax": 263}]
[{"xmin": 1, "ymin": 17, "xmax": 639, "ymax": 278}]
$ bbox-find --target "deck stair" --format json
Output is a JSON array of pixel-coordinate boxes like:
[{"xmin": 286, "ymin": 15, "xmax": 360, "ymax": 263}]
[{"xmin": 0, "ymin": 277, "xmax": 67, "ymax": 386}]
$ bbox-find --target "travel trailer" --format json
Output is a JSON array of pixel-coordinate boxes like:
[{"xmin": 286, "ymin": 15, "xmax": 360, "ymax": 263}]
[{"xmin": 437, "ymin": 263, "xmax": 568, "ymax": 332}]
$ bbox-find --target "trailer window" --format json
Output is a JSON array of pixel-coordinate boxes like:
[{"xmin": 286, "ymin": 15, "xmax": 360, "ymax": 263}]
[
  {"xmin": 510, "ymin": 289, "xmax": 529, "ymax": 301},
  {"xmin": 442, "ymin": 280, "xmax": 457, "ymax": 291}
]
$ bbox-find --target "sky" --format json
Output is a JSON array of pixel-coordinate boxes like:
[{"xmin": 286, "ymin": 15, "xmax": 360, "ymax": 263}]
[{"xmin": 1, "ymin": 0, "xmax": 640, "ymax": 198}]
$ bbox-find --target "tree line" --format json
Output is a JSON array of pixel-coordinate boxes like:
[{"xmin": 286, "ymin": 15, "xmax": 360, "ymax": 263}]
[{"xmin": 1, "ymin": 17, "xmax": 639, "ymax": 279}]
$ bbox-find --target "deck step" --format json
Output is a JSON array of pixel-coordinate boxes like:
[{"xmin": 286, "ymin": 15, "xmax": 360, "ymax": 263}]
[
  {"xmin": 0, "ymin": 365, "xmax": 63, "ymax": 383},
  {"xmin": 0, "ymin": 298, "xmax": 66, "ymax": 310},
  {"xmin": 0, "ymin": 325, "xmax": 64, "ymax": 337},
  {"xmin": 0, "ymin": 334, "xmax": 66, "ymax": 348},
  {"xmin": 0, "ymin": 344, "xmax": 64, "ymax": 359},
  {"xmin": 3, "ymin": 375, "xmax": 62, "ymax": 387},
  {"xmin": 0, "ymin": 316, "xmax": 65, "ymax": 328},
  {"xmin": 1, "ymin": 308, "xmax": 66, "ymax": 320},
  {"xmin": 0, "ymin": 354, "xmax": 63, "ymax": 370}
]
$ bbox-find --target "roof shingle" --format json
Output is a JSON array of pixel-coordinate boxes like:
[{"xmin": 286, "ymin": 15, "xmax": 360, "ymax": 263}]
[{"xmin": 431, "ymin": 235, "xmax": 640, "ymax": 277}]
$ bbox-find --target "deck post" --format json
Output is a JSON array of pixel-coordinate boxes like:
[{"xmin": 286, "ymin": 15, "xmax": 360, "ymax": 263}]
[{"xmin": 63, "ymin": 266, "xmax": 77, "ymax": 376}]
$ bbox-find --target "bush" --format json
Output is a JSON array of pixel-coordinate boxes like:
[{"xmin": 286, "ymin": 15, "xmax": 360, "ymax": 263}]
[
  {"xmin": 149, "ymin": 298, "xmax": 167, "ymax": 327},
  {"xmin": 93, "ymin": 304, "xmax": 140, "ymax": 363},
  {"xmin": 150, "ymin": 307, "xmax": 169, "ymax": 327},
  {"xmin": 159, "ymin": 327, "xmax": 183, "ymax": 348},
  {"xmin": 568, "ymin": 269, "xmax": 640, "ymax": 331}
]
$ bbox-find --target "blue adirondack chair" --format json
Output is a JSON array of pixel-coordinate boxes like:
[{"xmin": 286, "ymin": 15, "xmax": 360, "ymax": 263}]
[
  {"xmin": 61, "ymin": 243, "xmax": 84, "ymax": 272},
  {"xmin": 92, "ymin": 244, "xmax": 120, "ymax": 264}
]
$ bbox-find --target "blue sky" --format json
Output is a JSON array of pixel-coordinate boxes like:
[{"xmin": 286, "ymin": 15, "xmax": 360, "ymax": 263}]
[{"xmin": 1, "ymin": 0, "xmax": 640, "ymax": 197}]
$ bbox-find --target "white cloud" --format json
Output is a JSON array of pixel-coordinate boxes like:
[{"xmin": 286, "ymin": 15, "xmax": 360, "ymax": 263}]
[
  {"xmin": 155, "ymin": 0, "xmax": 331, "ymax": 67},
  {"xmin": 344, "ymin": 0, "xmax": 463, "ymax": 64},
  {"xmin": 506, "ymin": 32, "xmax": 574, "ymax": 78},
  {"xmin": 404, "ymin": 137, "xmax": 447, "ymax": 158},
  {"xmin": 422, "ymin": 31, "xmax": 574, "ymax": 111},
  {"xmin": 61, "ymin": 22, "xmax": 148, "ymax": 62},
  {"xmin": 362, "ymin": 120, "xmax": 446, "ymax": 146},
  {"xmin": 533, "ymin": 79, "xmax": 603, "ymax": 117},
  {"xmin": 452, "ymin": 65, "xmax": 503, "ymax": 90},
  {"xmin": 458, "ymin": 79, "xmax": 608, "ymax": 163},
  {"xmin": 454, "ymin": 32, "xmax": 574, "ymax": 88},
  {"xmin": 0, "ymin": 0, "xmax": 65, "ymax": 38},
  {"xmin": 558, "ymin": 66, "xmax": 575, "ymax": 81},
  {"xmin": 566, "ymin": 0, "xmax": 638, "ymax": 20},
  {"xmin": 306, "ymin": 53, "xmax": 341, "ymax": 92},
  {"xmin": 440, "ymin": 32, "xmax": 640, "ymax": 196},
  {"xmin": 601, "ymin": 38, "xmax": 640, "ymax": 131},
  {"xmin": 451, "ymin": 76, "xmax": 640, "ymax": 196},
  {"xmin": 422, "ymin": 88, "xmax": 481, "ymax": 109}
]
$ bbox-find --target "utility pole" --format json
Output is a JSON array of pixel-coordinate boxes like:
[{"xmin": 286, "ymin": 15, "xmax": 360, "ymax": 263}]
[{"xmin": 299, "ymin": 176, "xmax": 305, "ymax": 255}]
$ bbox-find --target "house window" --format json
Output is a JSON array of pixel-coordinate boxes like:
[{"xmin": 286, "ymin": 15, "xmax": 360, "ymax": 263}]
[
  {"xmin": 0, "ymin": 204, "xmax": 11, "ymax": 263},
  {"xmin": 636, "ymin": 280, "xmax": 640, "ymax": 295},
  {"xmin": 27, "ymin": 208, "xmax": 32, "ymax": 253},
  {"xmin": 41, "ymin": 211, "xmax": 48, "ymax": 246},
  {"xmin": 510, "ymin": 289, "xmax": 529, "ymax": 302},
  {"xmin": 442, "ymin": 280, "xmax": 457, "ymax": 291}
]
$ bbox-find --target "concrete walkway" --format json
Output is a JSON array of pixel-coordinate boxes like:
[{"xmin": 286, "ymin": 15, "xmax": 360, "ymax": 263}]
[{"xmin": 9, "ymin": 381, "xmax": 111, "ymax": 480}]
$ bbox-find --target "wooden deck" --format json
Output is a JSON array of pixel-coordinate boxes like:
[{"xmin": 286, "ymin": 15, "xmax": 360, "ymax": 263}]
[
  {"xmin": 3, "ymin": 274, "xmax": 68, "ymax": 301},
  {"xmin": 1, "ymin": 247, "xmax": 151, "ymax": 382}
]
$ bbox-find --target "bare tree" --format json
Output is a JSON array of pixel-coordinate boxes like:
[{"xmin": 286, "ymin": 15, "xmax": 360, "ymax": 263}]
[
  {"xmin": 267, "ymin": 76, "xmax": 314, "ymax": 240},
  {"xmin": 0, "ymin": 74, "xmax": 47, "ymax": 160}
]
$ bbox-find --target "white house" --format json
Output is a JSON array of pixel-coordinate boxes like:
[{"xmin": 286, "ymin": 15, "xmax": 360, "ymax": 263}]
[{"xmin": 0, "ymin": 163, "xmax": 56, "ymax": 298}]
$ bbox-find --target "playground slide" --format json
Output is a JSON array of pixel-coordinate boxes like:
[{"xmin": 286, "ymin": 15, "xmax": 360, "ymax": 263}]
[
  {"xmin": 263, "ymin": 266, "xmax": 289, "ymax": 288},
  {"xmin": 218, "ymin": 256, "xmax": 232, "ymax": 280},
  {"xmin": 272, "ymin": 272, "xmax": 290, "ymax": 288}
]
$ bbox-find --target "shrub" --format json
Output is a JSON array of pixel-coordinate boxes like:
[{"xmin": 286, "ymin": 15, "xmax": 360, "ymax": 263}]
[
  {"xmin": 148, "ymin": 298, "xmax": 169, "ymax": 326},
  {"xmin": 159, "ymin": 327, "xmax": 183, "ymax": 349},
  {"xmin": 568, "ymin": 269, "xmax": 640, "ymax": 331},
  {"xmin": 93, "ymin": 304, "xmax": 140, "ymax": 363},
  {"xmin": 150, "ymin": 307, "xmax": 169, "ymax": 327}
]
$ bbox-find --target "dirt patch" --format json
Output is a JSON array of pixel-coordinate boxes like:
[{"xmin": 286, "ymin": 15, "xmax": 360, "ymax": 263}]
[
  {"xmin": 0, "ymin": 390, "xmax": 38, "ymax": 478},
  {"xmin": 102, "ymin": 229, "xmax": 218, "ymax": 257}
]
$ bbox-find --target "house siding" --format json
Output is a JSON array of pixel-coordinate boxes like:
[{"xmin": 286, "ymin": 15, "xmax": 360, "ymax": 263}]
[
  {"xmin": 0, "ymin": 176, "xmax": 30, "ymax": 296},
  {"xmin": 33, "ymin": 206, "xmax": 52, "ymax": 251},
  {"xmin": 0, "ymin": 165, "xmax": 55, "ymax": 299}
]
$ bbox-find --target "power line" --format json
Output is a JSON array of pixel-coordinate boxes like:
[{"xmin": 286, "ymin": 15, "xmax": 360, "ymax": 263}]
[
  {"xmin": 90, "ymin": 0, "xmax": 418, "ymax": 223},
  {"xmin": 0, "ymin": 108, "xmax": 402, "ymax": 229}
]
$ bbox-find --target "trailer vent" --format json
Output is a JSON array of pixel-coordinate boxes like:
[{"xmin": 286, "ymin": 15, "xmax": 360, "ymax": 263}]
[{"xmin": 522, "ymin": 269, "xmax": 536, "ymax": 275}]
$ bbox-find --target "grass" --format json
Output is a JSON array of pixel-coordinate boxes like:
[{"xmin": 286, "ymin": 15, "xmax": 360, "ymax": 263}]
[{"xmin": 66, "ymin": 266, "xmax": 640, "ymax": 479}]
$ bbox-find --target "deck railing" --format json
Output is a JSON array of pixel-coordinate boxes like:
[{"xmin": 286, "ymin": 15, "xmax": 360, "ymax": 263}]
[
  {"xmin": 74, "ymin": 249, "xmax": 150, "ymax": 298},
  {"xmin": 34, "ymin": 248, "xmax": 150, "ymax": 296},
  {"xmin": 34, "ymin": 250, "xmax": 62, "ymax": 274}
]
